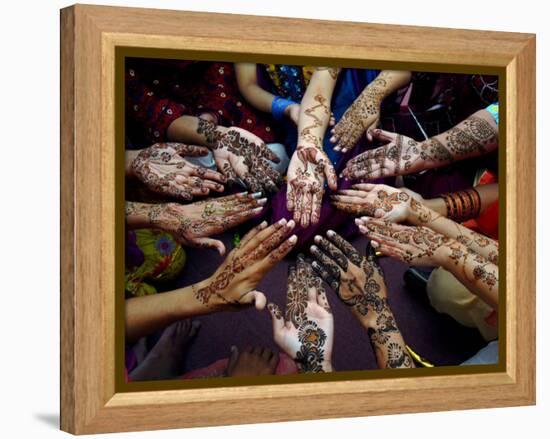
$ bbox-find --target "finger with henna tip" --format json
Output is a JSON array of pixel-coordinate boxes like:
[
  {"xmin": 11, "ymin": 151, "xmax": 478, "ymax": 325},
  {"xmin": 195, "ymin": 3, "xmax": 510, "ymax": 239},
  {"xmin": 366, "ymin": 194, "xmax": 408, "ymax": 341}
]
[
  {"xmin": 324, "ymin": 162, "xmax": 338, "ymax": 191},
  {"xmin": 239, "ymin": 221, "xmax": 268, "ymax": 247},
  {"xmin": 311, "ymin": 191, "xmax": 323, "ymax": 225},
  {"xmin": 174, "ymin": 144, "xmax": 210, "ymax": 157},
  {"xmin": 255, "ymin": 220, "xmax": 296, "ymax": 257},
  {"xmin": 261, "ymin": 234, "xmax": 298, "ymax": 269},
  {"xmin": 314, "ymin": 235, "xmax": 348, "ymax": 270},
  {"xmin": 309, "ymin": 245, "xmax": 342, "ymax": 279},
  {"xmin": 326, "ymin": 229, "xmax": 361, "ymax": 261},
  {"xmin": 336, "ymin": 189, "xmax": 368, "ymax": 198},
  {"xmin": 311, "ymin": 261, "xmax": 339, "ymax": 291},
  {"xmin": 189, "ymin": 165, "xmax": 226, "ymax": 183},
  {"xmin": 241, "ymin": 218, "xmax": 288, "ymax": 254},
  {"xmin": 370, "ymin": 128, "xmax": 398, "ymax": 143},
  {"xmin": 330, "ymin": 194, "xmax": 365, "ymax": 204},
  {"xmin": 286, "ymin": 185, "xmax": 296, "ymax": 211},
  {"xmin": 267, "ymin": 303, "xmax": 284, "ymax": 332},
  {"xmin": 330, "ymin": 201, "xmax": 361, "ymax": 215},
  {"xmin": 300, "ymin": 191, "xmax": 312, "ymax": 228},
  {"xmin": 317, "ymin": 288, "xmax": 331, "ymax": 312}
]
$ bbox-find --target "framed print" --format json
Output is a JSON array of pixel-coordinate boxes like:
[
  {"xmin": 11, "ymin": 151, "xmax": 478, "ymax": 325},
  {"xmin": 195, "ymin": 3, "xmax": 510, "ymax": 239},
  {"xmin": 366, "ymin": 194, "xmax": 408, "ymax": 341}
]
[{"xmin": 60, "ymin": 4, "xmax": 536, "ymax": 434}]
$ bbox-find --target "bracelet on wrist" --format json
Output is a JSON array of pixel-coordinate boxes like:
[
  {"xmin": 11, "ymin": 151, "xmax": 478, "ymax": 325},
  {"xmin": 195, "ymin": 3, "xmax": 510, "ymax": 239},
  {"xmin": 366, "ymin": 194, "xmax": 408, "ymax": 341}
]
[
  {"xmin": 442, "ymin": 188, "xmax": 481, "ymax": 222},
  {"xmin": 271, "ymin": 96, "xmax": 296, "ymax": 121}
]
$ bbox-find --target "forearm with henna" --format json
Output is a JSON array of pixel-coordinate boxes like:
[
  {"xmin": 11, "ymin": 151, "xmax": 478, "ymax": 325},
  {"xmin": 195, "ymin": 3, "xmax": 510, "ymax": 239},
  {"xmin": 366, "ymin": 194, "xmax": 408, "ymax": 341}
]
[
  {"xmin": 166, "ymin": 115, "xmax": 227, "ymax": 147},
  {"xmin": 408, "ymin": 199, "xmax": 499, "ymax": 264}
]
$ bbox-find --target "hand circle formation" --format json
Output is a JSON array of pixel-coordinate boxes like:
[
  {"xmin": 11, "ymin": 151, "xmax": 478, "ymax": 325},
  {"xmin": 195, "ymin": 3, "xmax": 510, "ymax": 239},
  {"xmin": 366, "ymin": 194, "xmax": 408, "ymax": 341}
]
[{"xmin": 125, "ymin": 66, "xmax": 499, "ymax": 377}]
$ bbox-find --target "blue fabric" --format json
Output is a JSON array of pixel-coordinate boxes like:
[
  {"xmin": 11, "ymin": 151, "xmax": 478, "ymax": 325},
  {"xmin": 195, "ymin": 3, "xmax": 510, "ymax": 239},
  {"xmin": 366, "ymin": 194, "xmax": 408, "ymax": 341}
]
[
  {"xmin": 486, "ymin": 103, "xmax": 499, "ymax": 125},
  {"xmin": 271, "ymin": 96, "xmax": 296, "ymax": 121}
]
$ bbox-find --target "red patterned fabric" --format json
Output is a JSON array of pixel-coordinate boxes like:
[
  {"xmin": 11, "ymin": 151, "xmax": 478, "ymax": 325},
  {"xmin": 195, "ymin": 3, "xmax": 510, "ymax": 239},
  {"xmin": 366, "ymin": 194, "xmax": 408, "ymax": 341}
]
[{"xmin": 125, "ymin": 59, "xmax": 276, "ymax": 146}]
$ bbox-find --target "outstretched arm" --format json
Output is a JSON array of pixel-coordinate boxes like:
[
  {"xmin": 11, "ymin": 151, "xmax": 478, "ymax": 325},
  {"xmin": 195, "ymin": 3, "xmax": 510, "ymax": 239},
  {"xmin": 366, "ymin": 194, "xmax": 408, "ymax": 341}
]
[
  {"xmin": 343, "ymin": 108, "xmax": 499, "ymax": 180},
  {"xmin": 286, "ymin": 67, "xmax": 339, "ymax": 227},
  {"xmin": 359, "ymin": 219, "xmax": 499, "ymax": 309},
  {"xmin": 331, "ymin": 70, "xmax": 412, "ymax": 152},
  {"xmin": 126, "ymin": 219, "xmax": 298, "ymax": 342}
]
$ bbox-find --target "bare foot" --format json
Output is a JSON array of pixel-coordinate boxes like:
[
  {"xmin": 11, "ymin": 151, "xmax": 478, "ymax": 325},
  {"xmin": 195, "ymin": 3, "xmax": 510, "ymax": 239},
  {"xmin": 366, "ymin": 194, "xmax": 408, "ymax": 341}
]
[
  {"xmin": 129, "ymin": 320, "xmax": 200, "ymax": 381},
  {"xmin": 226, "ymin": 346, "xmax": 279, "ymax": 377}
]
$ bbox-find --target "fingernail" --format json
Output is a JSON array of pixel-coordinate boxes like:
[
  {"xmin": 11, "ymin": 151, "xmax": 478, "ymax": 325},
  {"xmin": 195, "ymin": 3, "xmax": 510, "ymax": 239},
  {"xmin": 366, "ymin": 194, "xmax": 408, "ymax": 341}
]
[
  {"xmin": 253, "ymin": 207, "xmax": 263, "ymax": 213},
  {"xmin": 288, "ymin": 235, "xmax": 298, "ymax": 243},
  {"xmin": 355, "ymin": 218, "xmax": 361, "ymax": 225},
  {"xmin": 260, "ymin": 220, "xmax": 268, "ymax": 228},
  {"xmin": 278, "ymin": 218, "xmax": 287, "ymax": 226},
  {"xmin": 257, "ymin": 198, "xmax": 267, "ymax": 205},
  {"xmin": 359, "ymin": 225, "xmax": 368, "ymax": 233},
  {"xmin": 327, "ymin": 230, "xmax": 335, "ymax": 237},
  {"xmin": 250, "ymin": 191, "xmax": 263, "ymax": 199},
  {"xmin": 238, "ymin": 191, "xmax": 248, "ymax": 196},
  {"xmin": 230, "ymin": 345, "xmax": 236, "ymax": 352},
  {"xmin": 314, "ymin": 235, "xmax": 322, "ymax": 243},
  {"xmin": 287, "ymin": 219, "xmax": 295, "ymax": 229},
  {"xmin": 310, "ymin": 245, "xmax": 317, "ymax": 252}
]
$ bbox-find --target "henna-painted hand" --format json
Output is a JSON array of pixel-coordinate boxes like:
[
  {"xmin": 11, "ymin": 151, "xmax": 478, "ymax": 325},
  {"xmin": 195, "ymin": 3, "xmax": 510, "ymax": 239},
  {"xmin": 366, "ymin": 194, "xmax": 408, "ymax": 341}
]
[
  {"xmin": 309, "ymin": 230, "xmax": 388, "ymax": 327},
  {"xmin": 193, "ymin": 219, "xmax": 298, "ymax": 310},
  {"xmin": 357, "ymin": 218, "xmax": 452, "ymax": 266},
  {"xmin": 130, "ymin": 143, "xmax": 227, "ymax": 200},
  {"xmin": 142, "ymin": 192, "xmax": 266, "ymax": 255},
  {"xmin": 329, "ymin": 84, "xmax": 383, "ymax": 152},
  {"xmin": 342, "ymin": 129, "xmax": 447, "ymax": 180},
  {"xmin": 266, "ymin": 255, "xmax": 334, "ymax": 372},
  {"xmin": 309, "ymin": 231, "xmax": 414, "ymax": 368},
  {"xmin": 330, "ymin": 183, "xmax": 424, "ymax": 222},
  {"xmin": 211, "ymin": 126, "xmax": 282, "ymax": 192},
  {"xmin": 286, "ymin": 145, "xmax": 337, "ymax": 228}
]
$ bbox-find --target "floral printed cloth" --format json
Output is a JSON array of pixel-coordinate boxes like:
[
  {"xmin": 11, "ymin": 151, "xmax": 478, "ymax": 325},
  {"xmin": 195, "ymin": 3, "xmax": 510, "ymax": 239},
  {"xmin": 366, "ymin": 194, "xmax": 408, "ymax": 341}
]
[{"xmin": 125, "ymin": 229, "xmax": 186, "ymax": 297}]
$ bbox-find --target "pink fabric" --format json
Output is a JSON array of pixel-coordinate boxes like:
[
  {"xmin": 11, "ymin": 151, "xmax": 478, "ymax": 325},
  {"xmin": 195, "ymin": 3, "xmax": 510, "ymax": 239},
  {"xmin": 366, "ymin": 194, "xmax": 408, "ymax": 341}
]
[{"xmin": 180, "ymin": 352, "xmax": 299, "ymax": 379}]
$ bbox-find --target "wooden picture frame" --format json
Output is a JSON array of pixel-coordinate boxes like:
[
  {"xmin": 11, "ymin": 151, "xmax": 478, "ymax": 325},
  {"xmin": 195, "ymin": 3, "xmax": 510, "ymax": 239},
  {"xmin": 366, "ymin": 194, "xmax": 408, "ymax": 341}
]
[{"xmin": 60, "ymin": 4, "xmax": 536, "ymax": 434}]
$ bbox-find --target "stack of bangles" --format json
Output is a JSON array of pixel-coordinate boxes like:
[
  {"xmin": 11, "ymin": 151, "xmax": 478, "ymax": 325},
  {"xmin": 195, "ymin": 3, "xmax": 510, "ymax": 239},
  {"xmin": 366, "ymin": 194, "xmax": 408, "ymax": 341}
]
[
  {"xmin": 442, "ymin": 188, "xmax": 481, "ymax": 222},
  {"xmin": 271, "ymin": 96, "xmax": 297, "ymax": 121}
]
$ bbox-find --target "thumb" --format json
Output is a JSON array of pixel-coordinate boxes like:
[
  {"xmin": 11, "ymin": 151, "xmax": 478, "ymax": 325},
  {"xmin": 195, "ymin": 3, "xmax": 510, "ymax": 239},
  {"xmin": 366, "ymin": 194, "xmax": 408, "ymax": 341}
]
[
  {"xmin": 247, "ymin": 290, "xmax": 267, "ymax": 310},
  {"xmin": 366, "ymin": 118, "xmax": 380, "ymax": 142},
  {"xmin": 267, "ymin": 303, "xmax": 285, "ymax": 333},
  {"xmin": 189, "ymin": 237, "xmax": 226, "ymax": 255},
  {"xmin": 371, "ymin": 128, "xmax": 397, "ymax": 143}
]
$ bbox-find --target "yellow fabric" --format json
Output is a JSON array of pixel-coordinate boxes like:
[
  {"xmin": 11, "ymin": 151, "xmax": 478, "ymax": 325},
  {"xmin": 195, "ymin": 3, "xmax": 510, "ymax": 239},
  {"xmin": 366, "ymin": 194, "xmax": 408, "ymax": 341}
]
[
  {"xmin": 125, "ymin": 229, "xmax": 186, "ymax": 297},
  {"xmin": 427, "ymin": 267, "xmax": 497, "ymax": 342}
]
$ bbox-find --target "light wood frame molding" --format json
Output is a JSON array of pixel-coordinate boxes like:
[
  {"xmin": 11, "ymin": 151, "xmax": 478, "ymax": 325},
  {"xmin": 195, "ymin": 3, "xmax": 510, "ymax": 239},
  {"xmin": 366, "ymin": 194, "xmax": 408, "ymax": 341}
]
[{"xmin": 60, "ymin": 4, "xmax": 536, "ymax": 434}]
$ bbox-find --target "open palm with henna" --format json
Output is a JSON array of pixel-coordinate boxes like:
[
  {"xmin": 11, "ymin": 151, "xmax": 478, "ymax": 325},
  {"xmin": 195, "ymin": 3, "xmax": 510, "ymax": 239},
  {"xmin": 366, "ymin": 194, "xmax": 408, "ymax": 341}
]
[
  {"xmin": 342, "ymin": 129, "xmax": 433, "ymax": 180},
  {"xmin": 286, "ymin": 144, "xmax": 337, "ymax": 228},
  {"xmin": 331, "ymin": 183, "xmax": 425, "ymax": 222},
  {"xmin": 267, "ymin": 255, "xmax": 334, "ymax": 373},
  {"xmin": 211, "ymin": 126, "xmax": 282, "ymax": 193},
  {"xmin": 193, "ymin": 219, "xmax": 298, "ymax": 311},
  {"xmin": 130, "ymin": 142, "xmax": 227, "ymax": 201}
]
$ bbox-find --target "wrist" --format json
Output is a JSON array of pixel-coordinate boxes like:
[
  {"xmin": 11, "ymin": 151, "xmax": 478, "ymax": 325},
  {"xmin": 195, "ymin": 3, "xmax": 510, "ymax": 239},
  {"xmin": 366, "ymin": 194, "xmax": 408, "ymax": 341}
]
[
  {"xmin": 434, "ymin": 241, "xmax": 463, "ymax": 269},
  {"xmin": 424, "ymin": 197, "xmax": 448, "ymax": 217}
]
